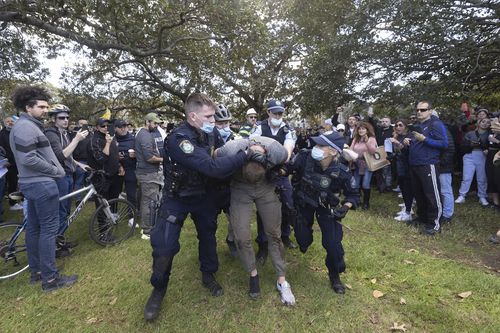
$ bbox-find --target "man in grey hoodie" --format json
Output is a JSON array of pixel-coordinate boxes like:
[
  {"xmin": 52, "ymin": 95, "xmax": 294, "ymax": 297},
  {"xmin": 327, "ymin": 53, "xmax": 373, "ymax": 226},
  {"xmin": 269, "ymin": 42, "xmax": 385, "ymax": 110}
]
[{"xmin": 10, "ymin": 86, "xmax": 78, "ymax": 292}]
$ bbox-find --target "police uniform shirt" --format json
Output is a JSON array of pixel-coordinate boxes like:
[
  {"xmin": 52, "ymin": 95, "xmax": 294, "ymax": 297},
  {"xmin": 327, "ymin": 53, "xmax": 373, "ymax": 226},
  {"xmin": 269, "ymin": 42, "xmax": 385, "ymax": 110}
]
[{"xmin": 249, "ymin": 120, "xmax": 297, "ymax": 148}]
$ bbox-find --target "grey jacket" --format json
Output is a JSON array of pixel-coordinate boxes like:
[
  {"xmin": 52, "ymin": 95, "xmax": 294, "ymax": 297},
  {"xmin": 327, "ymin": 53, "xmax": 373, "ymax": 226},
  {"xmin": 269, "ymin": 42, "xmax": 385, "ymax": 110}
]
[{"xmin": 9, "ymin": 112, "xmax": 65, "ymax": 184}]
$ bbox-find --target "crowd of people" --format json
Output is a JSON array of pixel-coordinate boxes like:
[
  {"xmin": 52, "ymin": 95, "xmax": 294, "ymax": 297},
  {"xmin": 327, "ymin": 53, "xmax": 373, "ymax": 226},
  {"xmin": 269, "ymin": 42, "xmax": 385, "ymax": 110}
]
[{"xmin": 3, "ymin": 85, "xmax": 499, "ymax": 322}]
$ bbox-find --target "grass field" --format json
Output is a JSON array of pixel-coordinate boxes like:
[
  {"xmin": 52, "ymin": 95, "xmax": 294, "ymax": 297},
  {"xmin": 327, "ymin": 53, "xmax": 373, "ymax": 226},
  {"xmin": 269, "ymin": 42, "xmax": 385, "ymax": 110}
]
[{"xmin": 1, "ymin": 190, "xmax": 499, "ymax": 333}]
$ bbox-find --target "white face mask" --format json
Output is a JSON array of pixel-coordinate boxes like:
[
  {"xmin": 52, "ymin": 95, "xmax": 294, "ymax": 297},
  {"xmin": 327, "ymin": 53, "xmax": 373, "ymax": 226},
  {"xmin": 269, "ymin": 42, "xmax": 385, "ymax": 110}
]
[
  {"xmin": 311, "ymin": 146, "xmax": 325, "ymax": 161},
  {"xmin": 219, "ymin": 126, "xmax": 232, "ymax": 138},
  {"xmin": 270, "ymin": 117, "xmax": 282, "ymax": 127}
]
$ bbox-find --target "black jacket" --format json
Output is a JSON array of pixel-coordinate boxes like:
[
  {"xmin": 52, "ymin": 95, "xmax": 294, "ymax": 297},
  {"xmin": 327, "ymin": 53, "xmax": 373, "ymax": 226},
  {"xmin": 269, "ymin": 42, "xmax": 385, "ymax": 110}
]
[{"xmin": 88, "ymin": 131, "xmax": 119, "ymax": 176}]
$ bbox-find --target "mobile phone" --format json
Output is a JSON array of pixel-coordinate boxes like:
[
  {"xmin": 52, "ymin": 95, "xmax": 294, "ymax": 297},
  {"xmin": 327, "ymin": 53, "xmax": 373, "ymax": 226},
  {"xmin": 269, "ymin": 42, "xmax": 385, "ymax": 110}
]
[
  {"xmin": 82, "ymin": 124, "xmax": 89, "ymax": 131},
  {"xmin": 108, "ymin": 123, "xmax": 115, "ymax": 136}
]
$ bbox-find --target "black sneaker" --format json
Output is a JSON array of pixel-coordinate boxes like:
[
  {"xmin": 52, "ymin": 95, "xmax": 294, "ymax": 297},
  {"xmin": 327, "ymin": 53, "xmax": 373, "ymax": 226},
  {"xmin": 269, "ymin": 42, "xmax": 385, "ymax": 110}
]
[
  {"xmin": 423, "ymin": 227, "xmax": 441, "ymax": 236},
  {"xmin": 440, "ymin": 216, "xmax": 453, "ymax": 225},
  {"xmin": 282, "ymin": 236, "xmax": 297, "ymax": 249},
  {"xmin": 226, "ymin": 238, "xmax": 238, "ymax": 258},
  {"xmin": 248, "ymin": 275, "xmax": 260, "ymax": 299},
  {"xmin": 144, "ymin": 288, "xmax": 166, "ymax": 321},
  {"xmin": 42, "ymin": 274, "xmax": 78, "ymax": 292},
  {"xmin": 202, "ymin": 273, "xmax": 223, "ymax": 297},
  {"xmin": 330, "ymin": 274, "xmax": 346, "ymax": 294}
]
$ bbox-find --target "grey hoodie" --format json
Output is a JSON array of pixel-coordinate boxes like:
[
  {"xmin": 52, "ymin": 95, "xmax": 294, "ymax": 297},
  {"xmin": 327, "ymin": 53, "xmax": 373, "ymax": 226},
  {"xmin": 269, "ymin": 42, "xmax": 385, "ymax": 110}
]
[{"xmin": 9, "ymin": 112, "xmax": 65, "ymax": 184}]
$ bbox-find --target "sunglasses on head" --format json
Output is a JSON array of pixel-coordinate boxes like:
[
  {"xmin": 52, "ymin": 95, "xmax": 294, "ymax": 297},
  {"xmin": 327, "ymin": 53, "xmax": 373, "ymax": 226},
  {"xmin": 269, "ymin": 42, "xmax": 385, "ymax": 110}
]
[{"xmin": 57, "ymin": 116, "xmax": 70, "ymax": 120}]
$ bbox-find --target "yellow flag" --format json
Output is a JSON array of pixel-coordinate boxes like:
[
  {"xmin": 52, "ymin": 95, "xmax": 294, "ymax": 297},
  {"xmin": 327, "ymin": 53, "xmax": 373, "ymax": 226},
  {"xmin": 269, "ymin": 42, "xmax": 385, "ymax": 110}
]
[{"xmin": 101, "ymin": 108, "xmax": 111, "ymax": 120}]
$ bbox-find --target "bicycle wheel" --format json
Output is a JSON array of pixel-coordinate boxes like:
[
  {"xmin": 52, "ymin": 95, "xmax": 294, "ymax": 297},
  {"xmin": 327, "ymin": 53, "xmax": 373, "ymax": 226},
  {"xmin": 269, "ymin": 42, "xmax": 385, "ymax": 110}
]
[
  {"xmin": 0, "ymin": 223, "xmax": 29, "ymax": 280},
  {"xmin": 89, "ymin": 198, "xmax": 137, "ymax": 246}
]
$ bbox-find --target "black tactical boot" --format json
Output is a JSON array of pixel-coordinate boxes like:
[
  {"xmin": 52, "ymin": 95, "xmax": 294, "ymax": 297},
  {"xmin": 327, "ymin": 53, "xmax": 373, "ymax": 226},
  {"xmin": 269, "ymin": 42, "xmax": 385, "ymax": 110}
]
[
  {"xmin": 248, "ymin": 275, "xmax": 260, "ymax": 299},
  {"xmin": 144, "ymin": 288, "xmax": 166, "ymax": 321},
  {"xmin": 362, "ymin": 189, "xmax": 371, "ymax": 210},
  {"xmin": 255, "ymin": 241, "xmax": 268, "ymax": 265},
  {"xmin": 330, "ymin": 273, "xmax": 346, "ymax": 294},
  {"xmin": 202, "ymin": 272, "xmax": 224, "ymax": 297}
]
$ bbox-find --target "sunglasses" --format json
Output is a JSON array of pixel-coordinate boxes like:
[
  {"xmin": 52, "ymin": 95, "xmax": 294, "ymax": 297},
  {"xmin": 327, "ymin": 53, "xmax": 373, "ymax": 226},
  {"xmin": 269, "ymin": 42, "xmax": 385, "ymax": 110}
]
[
  {"xmin": 99, "ymin": 124, "xmax": 108, "ymax": 128},
  {"xmin": 338, "ymin": 129, "xmax": 345, "ymax": 132},
  {"xmin": 57, "ymin": 116, "xmax": 70, "ymax": 120},
  {"xmin": 416, "ymin": 108, "xmax": 429, "ymax": 113},
  {"xmin": 248, "ymin": 116, "xmax": 257, "ymax": 119},
  {"xmin": 396, "ymin": 123, "xmax": 405, "ymax": 127}
]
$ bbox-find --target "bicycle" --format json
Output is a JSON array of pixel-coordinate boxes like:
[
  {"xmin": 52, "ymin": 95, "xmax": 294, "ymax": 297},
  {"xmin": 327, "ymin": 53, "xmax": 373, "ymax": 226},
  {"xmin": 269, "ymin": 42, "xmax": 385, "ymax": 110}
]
[{"xmin": 0, "ymin": 170, "xmax": 137, "ymax": 280}]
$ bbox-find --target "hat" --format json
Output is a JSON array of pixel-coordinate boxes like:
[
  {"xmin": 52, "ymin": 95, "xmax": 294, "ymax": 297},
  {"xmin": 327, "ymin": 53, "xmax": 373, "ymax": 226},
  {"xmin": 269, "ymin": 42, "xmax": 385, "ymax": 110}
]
[
  {"xmin": 476, "ymin": 108, "xmax": 489, "ymax": 117},
  {"xmin": 266, "ymin": 100, "xmax": 285, "ymax": 114},
  {"xmin": 145, "ymin": 112, "xmax": 162, "ymax": 123},
  {"xmin": 246, "ymin": 108, "xmax": 257, "ymax": 116},
  {"xmin": 96, "ymin": 118, "xmax": 109, "ymax": 126},
  {"xmin": 311, "ymin": 131, "xmax": 345, "ymax": 153},
  {"xmin": 114, "ymin": 119, "xmax": 127, "ymax": 128},
  {"xmin": 336, "ymin": 124, "xmax": 346, "ymax": 131}
]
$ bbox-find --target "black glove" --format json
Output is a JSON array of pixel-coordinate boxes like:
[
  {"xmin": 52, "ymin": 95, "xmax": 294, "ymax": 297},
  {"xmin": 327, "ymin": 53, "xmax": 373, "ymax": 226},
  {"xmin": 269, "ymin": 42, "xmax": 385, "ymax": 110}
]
[
  {"xmin": 247, "ymin": 150, "xmax": 267, "ymax": 165},
  {"xmin": 332, "ymin": 205, "xmax": 349, "ymax": 220}
]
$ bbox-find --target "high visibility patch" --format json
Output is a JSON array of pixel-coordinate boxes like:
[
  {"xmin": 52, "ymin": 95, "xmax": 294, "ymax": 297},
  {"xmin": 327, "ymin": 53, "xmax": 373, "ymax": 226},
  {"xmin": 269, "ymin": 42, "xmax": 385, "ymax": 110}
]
[{"xmin": 179, "ymin": 140, "xmax": 194, "ymax": 154}]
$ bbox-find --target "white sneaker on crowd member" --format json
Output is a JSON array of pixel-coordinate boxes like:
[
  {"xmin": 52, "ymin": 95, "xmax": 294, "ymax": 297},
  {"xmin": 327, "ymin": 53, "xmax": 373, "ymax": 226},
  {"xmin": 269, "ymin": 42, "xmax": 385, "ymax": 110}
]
[
  {"xmin": 392, "ymin": 186, "xmax": 401, "ymax": 192},
  {"xmin": 479, "ymin": 198, "xmax": 489, "ymax": 207},
  {"xmin": 10, "ymin": 203, "xmax": 23, "ymax": 211},
  {"xmin": 141, "ymin": 229, "xmax": 150, "ymax": 240},
  {"xmin": 397, "ymin": 193, "xmax": 403, "ymax": 198},
  {"xmin": 128, "ymin": 218, "xmax": 136, "ymax": 228},
  {"xmin": 455, "ymin": 196, "xmax": 465, "ymax": 204},
  {"xmin": 398, "ymin": 203, "xmax": 405, "ymax": 207},
  {"xmin": 276, "ymin": 281, "xmax": 296, "ymax": 306},
  {"xmin": 395, "ymin": 211, "xmax": 412, "ymax": 222}
]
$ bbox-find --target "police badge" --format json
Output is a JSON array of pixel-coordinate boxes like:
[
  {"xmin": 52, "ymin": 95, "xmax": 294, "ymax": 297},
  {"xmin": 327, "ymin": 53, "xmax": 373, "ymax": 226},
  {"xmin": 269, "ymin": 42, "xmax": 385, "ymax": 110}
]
[
  {"xmin": 179, "ymin": 140, "xmax": 194, "ymax": 154},
  {"xmin": 320, "ymin": 176, "xmax": 331, "ymax": 188}
]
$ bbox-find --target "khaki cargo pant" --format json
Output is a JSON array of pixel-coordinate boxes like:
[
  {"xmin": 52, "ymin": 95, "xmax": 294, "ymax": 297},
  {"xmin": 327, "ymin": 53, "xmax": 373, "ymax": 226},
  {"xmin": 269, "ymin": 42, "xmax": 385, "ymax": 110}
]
[{"xmin": 229, "ymin": 180, "xmax": 286, "ymax": 277}]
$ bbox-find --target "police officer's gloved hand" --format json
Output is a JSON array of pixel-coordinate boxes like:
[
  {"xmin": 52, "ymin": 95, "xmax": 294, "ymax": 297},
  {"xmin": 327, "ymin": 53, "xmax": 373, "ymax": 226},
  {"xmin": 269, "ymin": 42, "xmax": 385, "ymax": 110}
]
[
  {"xmin": 332, "ymin": 205, "xmax": 350, "ymax": 219},
  {"xmin": 247, "ymin": 150, "xmax": 267, "ymax": 165}
]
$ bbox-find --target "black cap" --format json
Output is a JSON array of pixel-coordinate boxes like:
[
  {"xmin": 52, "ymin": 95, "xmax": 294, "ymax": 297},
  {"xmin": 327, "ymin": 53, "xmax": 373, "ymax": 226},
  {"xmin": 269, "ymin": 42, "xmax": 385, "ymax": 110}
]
[{"xmin": 114, "ymin": 119, "xmax": 127, "ymax": 127}]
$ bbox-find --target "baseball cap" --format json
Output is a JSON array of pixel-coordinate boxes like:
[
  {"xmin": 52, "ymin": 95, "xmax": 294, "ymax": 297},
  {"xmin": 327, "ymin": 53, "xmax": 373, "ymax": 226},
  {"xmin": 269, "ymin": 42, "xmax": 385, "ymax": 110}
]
[
  {"xmin": 266, "ymin": 100, "xmax": 285, "ymax": 114},
  {"xmin": 96, "ymin": 118, "xmax": 109, "ymax": 126},
  {"xmin": 336, "ymin": 124, "xmax": 346, "ymax": 131},
  {"xmin": 311, "ymin": 131, "xmax": 345, "ymax": 153},
  {"xmin": 246, "ymin": 108, "xmax": 257, "ymax": 116},
  {"xmin": 145, "ymin": 112, "xmax": 162, "ymax": 123},
  {"xmin": 114, "ymin": 119, "xmax": 127, "ymax": 127}
]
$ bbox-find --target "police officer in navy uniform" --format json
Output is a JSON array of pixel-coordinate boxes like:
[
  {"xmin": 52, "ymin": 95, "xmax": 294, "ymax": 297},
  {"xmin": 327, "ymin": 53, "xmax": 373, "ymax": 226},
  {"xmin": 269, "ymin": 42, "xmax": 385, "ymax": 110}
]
[
  {"xmin": 144, "ymin": 93, "xmax": 259, "ymax": 321},
  {"xmin": 289, "ymin": 131, "xmax": 359, "ymax": 294},
  {"xmin": 249, "ymin": 99, "xmax": 298, "ymax": 264}
]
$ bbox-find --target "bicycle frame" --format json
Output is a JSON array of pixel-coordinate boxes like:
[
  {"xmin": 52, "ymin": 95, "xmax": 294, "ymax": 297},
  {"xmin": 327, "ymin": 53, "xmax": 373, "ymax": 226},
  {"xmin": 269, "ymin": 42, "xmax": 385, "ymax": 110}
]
[{"xmin": 58, "ymin": 183, "xmax": 98, "ymax": 234}]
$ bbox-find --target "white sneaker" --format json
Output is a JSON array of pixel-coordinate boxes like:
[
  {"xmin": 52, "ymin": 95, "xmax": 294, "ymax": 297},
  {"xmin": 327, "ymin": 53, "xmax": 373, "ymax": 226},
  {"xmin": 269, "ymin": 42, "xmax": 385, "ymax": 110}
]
[
  {"xmin": 392, "ymin": 186, "xmax": 401, "ymax": 192},
  {"xmin": 128, "ymin": 218, "xmax": 136, "ymax": 228},
  {"xmin": 479, "ymin": 198, "xmax": 489, "ymax": 207},
  {"xmin": 10, "ymin": 203, "xmax": 23, "ymax": 211},
  {"xmin": 276, "ymin": 280, "xmax": 296, "ymax": 306},
  {"xmin": 398, "ymin": 203, "xmax": 406, "ymax": 207},
  {"xmin": 395, "ymin": 212, "xmax": 412, "ymax": 222},
  {"xmin": 140, "ymin": 229, "xmax": 150, "ymax": 240},
  {"xmin": 455, "ymin": 196, "xmax": 465, "ymax": 204},
  {"xmin": 397, "ymin": 193, "xmax": 403, "ymax": 198}
]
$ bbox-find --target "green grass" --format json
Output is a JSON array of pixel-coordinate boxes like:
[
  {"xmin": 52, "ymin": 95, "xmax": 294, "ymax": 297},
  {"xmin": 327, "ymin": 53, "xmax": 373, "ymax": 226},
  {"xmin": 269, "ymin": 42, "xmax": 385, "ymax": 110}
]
[{"xmin": 1, "ymin": 191, "xmax": 499, "ymax": 333}]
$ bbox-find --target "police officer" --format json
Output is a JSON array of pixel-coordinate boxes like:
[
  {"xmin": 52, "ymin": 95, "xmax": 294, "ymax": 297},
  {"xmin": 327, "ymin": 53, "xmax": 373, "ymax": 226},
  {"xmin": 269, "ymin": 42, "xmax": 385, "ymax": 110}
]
[
  {"xmin": 250, "ymin": 99, "xmax": 297, "ymax": 264},
  {"xmin": 144, "ymin": 93, "xmax": 258, "ymax": 321},
  {"xmin": 289, "ymin": 131, "xmax": 359, "ymax": 294}
]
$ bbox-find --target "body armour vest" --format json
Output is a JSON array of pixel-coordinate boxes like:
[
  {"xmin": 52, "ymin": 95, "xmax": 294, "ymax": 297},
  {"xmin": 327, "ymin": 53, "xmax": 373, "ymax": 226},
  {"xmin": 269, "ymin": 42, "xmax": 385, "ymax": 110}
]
[{"xmin": 260, "ymin": 121, "xmax": 289, "ymax": 145}]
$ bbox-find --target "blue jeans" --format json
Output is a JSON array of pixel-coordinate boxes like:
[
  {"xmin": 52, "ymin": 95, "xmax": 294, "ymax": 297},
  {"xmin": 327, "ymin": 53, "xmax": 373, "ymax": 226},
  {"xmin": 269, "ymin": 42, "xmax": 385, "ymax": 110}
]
[
  {"xmin": 439, "ymin": 173, "xmax": 454, "ymax": 218},
  {"xmin": 0, "ymin": 176, "xmax": 5, "ymax": 220},
  {"xmin": 458, "ymin": 151, "xmax": 487, "ymax": 199},
  {"xmin": 20, "ymin": 181, "xmax": 60, "ymax": 283},
  {"xmin": 73, "ymin": 163, "xmax": 89, "ymax": 201},
  {"xmin": 56, "ymin": 174, "xmax": 73, "ymax": 235},
  {"xmin": 353, "ymin": 168, "xmax": 373, "ymax": 190}
]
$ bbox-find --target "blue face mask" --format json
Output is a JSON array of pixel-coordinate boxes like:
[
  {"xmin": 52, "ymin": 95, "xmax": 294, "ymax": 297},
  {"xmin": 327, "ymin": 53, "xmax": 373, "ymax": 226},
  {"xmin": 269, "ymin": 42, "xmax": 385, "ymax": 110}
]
[
  {"xmin": 311, "ymin": 146, "xmax": 325, "ymax": 161},
  {"xmin": 219, "ymin": 126, "xmax": 232, "ymax": 138},
  {"xmin": 201, "ymin": 122, "xmax": 215, "ymax": 133}
]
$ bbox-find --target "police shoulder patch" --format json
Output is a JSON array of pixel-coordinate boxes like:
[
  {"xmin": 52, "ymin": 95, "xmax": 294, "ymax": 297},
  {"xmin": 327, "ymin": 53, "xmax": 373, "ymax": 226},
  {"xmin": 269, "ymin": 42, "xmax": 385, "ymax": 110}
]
[{"xmin": 179, "ymin": 139, "xmax": 194, "ymax": 154}]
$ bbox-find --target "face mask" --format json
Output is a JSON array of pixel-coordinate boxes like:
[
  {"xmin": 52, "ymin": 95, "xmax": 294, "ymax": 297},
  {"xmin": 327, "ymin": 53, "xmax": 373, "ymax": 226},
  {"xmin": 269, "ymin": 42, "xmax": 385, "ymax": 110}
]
[
  {"xmin": 219, "ymin": 126, "xmax": 232, "ymax": 138},
  {"xmin": 311, "ymin": 146, "xmax": 325, "ymax": 161},
  {"xmin": 270, "ymin": 117, "xmax": 282, "ymax": 127},
  {"xmin": 194, "ymin": 113, "xmax": 215, "ymax": 133}
]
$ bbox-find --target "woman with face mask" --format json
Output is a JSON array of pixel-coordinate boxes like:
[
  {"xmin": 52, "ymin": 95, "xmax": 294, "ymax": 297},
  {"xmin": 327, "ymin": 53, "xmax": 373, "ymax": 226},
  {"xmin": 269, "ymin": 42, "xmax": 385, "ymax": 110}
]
[
  {"xmin": 289, "ymin": 131, "xmax": 359, "ymax": 294},
  {"xmin": 350, "ymin": 122, "xmax": 378, "ymax": 209}
]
